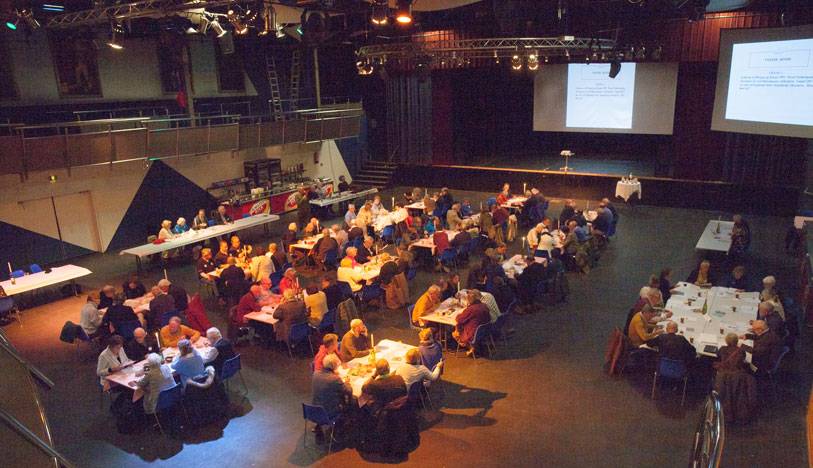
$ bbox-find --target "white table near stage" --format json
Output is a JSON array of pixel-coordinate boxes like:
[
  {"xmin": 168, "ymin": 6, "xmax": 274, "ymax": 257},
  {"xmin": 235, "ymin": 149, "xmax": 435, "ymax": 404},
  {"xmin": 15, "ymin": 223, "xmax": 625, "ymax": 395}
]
[
  {"xmin": 0, "ymin": 265, "xmax": 92, "ymax": 296},
  {"xmin": 337, "ymin": 339, "xmax": 416, "ymax": 399},
  {"xmin": 119, "ymin": 214, "xmax": 281, "ymax": 259},
  {"xmin": 616, "ymin": 178, "xmax": 641, "ymax": 202},
  {"xmin": 696, "ymin": 220, "xmax": 734, "ymax": 252},
  {"xmin": 309, "ymin": 188, "xmax": 378, "ymax": 208},
  {"xmin": 659, "ymin": 282, "xmax": 757, "ymax": 359}
]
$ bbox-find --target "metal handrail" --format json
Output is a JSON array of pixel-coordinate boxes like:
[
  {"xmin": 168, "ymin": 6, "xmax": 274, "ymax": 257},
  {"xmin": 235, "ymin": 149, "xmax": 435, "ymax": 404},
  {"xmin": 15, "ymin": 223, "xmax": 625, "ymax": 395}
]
[
  {"xmin": 0, "ymin": 408, "xmax": 75, "ymax": 468},
  {"xmin": 690, "ymin": 391, "xmax": 725, "ymax": 468}
]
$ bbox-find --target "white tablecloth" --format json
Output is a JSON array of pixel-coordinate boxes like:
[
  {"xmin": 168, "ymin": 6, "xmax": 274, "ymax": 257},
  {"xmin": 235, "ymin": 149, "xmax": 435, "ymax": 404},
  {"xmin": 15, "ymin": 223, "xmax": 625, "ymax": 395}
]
[
  {"xmin": 309, "ymin": 188, "xmax": 378, "ymax": 207},
  {"xmin": 119, "ymin": 214, "xmax": 280, "ymax": 258},
  {"xmin": 695, "ymin": 220, "xmax": 733, "ymax": 252},
  {"xmin": 615, "ymin": 179, "xmax": 641, "ymax": 201},
  {"xmin": 0, "ymin": 265, "xmax": 92, "ymax": 296},
  {"xmin": 409, "ymin": 230, "xmax": 460, "ymax": 254},
  {"xmin": 337, "ymin": 339, "xmax": 416, "ymax": 398}
]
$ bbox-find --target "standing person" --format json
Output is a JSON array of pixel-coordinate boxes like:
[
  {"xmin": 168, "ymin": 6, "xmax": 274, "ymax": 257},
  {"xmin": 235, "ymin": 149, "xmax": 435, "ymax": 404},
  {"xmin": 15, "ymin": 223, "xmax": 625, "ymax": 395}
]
[
  {"xmin": 148, "ymin": 285, "xmax": 175, "ymax": 330},
  {"xmin": 136, "ymin": 353, "xmax": 176, "ymax": 415},
  {"xmin": 297, "ymin": 188, "xmax": 311, "ymax": 229}
]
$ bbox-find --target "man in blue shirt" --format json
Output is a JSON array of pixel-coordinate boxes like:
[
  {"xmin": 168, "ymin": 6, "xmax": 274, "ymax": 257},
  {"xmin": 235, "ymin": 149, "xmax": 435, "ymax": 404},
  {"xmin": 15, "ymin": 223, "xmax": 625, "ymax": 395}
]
[{"xmin": 344, "ymin": 204, "xmax": 357, "ymax": 229}]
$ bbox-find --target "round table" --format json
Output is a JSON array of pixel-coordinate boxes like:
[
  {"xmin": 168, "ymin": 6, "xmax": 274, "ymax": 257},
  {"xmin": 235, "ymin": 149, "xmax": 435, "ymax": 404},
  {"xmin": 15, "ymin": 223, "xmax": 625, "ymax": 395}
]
[{"xmin": 616, "ymin": 179, "xmax": 642, "ymax": 202}]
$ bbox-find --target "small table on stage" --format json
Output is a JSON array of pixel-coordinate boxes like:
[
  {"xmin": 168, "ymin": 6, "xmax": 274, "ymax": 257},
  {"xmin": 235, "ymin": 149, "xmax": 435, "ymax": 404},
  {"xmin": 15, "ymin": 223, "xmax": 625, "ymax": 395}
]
[
  {"xmin": 696, "ymin": 221, "xmax": 733, "ymax": 253},
  {"xmin": 0, "ymin": 265, "xmax": 92, "ymax": 297},
  {"xmin": 616, "ymin": 179, "xmax": 642, "ymax": 202}
]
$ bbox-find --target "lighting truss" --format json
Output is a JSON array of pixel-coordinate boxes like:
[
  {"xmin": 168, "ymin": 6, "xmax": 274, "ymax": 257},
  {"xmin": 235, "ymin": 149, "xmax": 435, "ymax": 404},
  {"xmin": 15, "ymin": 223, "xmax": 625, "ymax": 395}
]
[
  {"xmin": 45, "ymin": 0, "xmax": 251, "ymax": 28},
  {"xmin": 357, "ymin": 37, "xmax": 617, "ymax": 62}
]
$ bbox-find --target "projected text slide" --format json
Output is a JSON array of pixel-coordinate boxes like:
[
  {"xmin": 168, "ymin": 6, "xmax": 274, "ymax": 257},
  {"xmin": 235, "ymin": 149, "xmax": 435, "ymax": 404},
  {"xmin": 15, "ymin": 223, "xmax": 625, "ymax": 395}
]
[
  {"xmin": 566, "ymin": 63, "xmax": 636, "ymax": 129},
  {"xmin": 725, "ymin": 38, "xmax": 813, "ymax": 126}
]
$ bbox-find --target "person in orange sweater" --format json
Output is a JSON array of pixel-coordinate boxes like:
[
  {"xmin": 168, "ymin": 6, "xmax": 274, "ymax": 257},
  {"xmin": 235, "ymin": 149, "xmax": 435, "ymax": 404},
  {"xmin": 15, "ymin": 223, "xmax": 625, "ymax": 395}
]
[
  {"xmin": 411, "ymin": 285, "xmax": 442, "ymax": 327},
  {"xmin": 627, "ymin": 305, "xmax": 668, "ymax": 347},
  {"xmin": 160, "ymin": 316, "xmax": 201, "ymax": 348}
]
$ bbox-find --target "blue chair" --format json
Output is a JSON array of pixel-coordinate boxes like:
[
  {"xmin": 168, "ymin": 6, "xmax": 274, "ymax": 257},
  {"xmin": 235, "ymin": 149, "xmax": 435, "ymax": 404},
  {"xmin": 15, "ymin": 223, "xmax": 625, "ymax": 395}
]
[
  {"xmin": 159, "ymin": 311, "xmax": 178, "ymax": 327},
  {"xmin": 651, "ymin": 357, "xmax": 688, "ymax": 406},
  {"xmin": 302, "ymin": 403, "xmax": 340, "ymax": 453},
  {"xmin": 323, "ymin": 249, "xmax": 339, "ymax": 270},
  {"xmin": 766, "ymin": 345, "xmax": 790, "ymax": 401},
  {"xmin": 486, "ymin": 197, "xmax": 497, "ymax": 208},
  {"xmin": 116, "ymin": 320, "xmax": 141, "ymax": 340},
  {"xmin": 405, "ymin": 267, "xmax": 418, "ymax": 282},
  {"xmin": 287, "ymin": 322, "xmax": 314, "ymax": 358},
  {"xmin": 242, "ymin": 213, "xmax": 251, "ymax": 218},
  {"xmin": 439, "ymin": 249, "xmax": 458, "ymax": 269},
  {"xmin": 318, "ymin": 308, "xmax": 337, "ymax": 333},
  {"xmin": 221, "ymin": 354, "xmax": 248, "ymax": 396},
  {"xmin": 29, "ymin": 264, "xmax": 43, "ymax": 274},
  {"xmin": 10, "ymin": 270, "xmax": 24, "ymax": 279},
  {"xmin": 466, "ymin": 236, "xmax": 480, "ymax": 256},
  {"xmin": 406, "ymin": 304, "xmax": 421, "ymax": 330},
  {"xmin": 466, "ymin": 323, "xmax": 495, "ymax": 359},
  {"xmin": 153, "ymin": 383, "xmax": 183, "ymax": 435},
  {"xmin": 207, "ymin": 219, "xmax": 216, "ymax": 227},
  {"xmin": 381, "ymin": 225, "xmax": 396, "ymax": 245},
  {"xmin": 269, "ymin": 271, "xmax": 284, "ymax": 287}
]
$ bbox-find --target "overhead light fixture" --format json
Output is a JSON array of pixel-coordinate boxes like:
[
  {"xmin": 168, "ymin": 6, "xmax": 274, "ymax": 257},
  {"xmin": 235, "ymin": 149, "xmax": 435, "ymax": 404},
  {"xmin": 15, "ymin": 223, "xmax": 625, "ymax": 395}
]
[
  {"xmin": 395, "ymin": 0, "xmax": 412, "ymax": 25},
  {"xmin": 609, "ymin": 59, "xmax": 621, "ymax": 78},
  {"xmin": 19, "ymin": 9, "xmax": 39, "ymax": 29},
  {"xmin": 227, "ymin": 9, "xmax": 248, "ymax": 35},
  {"xmin": 564, "ymin": 49, "xmax": 570, "ymax": 61},
  {"xmin": 210, "ymin": 17, "xmax": 227, "ymax": 38},
  {"xmin": 544, "ymin": 56, "xmax": 549, "ymax": 63},
  {"xmin": 357, "ymin": 59, "xmax": 374, "ymax": 75},
  {"xmin": 635, "ymin": 46, "xmax": 646, "ymax": 60},
  {"xmin": 41, "ymin": 4, "xmax": 65, "ymax": 13},
  {"xmin": 107, "ymin": 31, "xmax": 123, "ymax": 49},
  {"xmin": 493, "ymin": 50, "xmax": 499, "ymax": 64},
  {"xmin": 371, "ymin": 0, "xmax": 388, "ymax": 25},
  {"xmin": 5, "ymin": 19, "xmax": 17, "ymax": 30},
  {"xmin": 258, "ymin": 2, "xmax": 275, "ymax": 36},
  {"xmin": 107, "ymin": 16, "xmax": 125, "ymax": 49},
  {"xmin": 511, "ymin": 54, "xmax": 522, "ymax": 70},
  {"xmin": 527, "ymin": 52, "xmax": 539, "ymax": 71}
]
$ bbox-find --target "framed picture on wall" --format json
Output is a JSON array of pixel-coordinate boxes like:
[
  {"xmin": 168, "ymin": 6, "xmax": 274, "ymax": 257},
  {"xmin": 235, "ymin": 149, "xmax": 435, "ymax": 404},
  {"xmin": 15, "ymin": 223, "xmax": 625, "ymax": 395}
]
[
  {"xmin": 213, "ymin": 37, "xmax": 245, "ymax": 92},
  {"xmin": 157, "ymin": 34, "xmax": 185, "ymax": 94},
  {"xmin": 0, "ymin": 37, "xmax": 18, "ymax": 100},
  {"xmin": 49, "ymin": 32, "xmax": 102, "ymax": 97}
]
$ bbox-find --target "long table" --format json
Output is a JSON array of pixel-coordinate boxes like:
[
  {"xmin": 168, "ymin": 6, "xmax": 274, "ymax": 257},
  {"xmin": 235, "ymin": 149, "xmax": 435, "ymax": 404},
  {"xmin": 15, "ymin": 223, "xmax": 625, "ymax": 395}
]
[
  {"xmin": 119, "ymin": 214, "xmax": 281, "ymax": 260},
  {"xmin": 0, "ymin": 265, "xmax": 92, "ymax": 296},
  {"xmin": 309, "ymin": 188, "xmax": 378, "ymax": 207},
  {"xmin": 337, "ymin": 339, "xmax": 416, "ymax": 399},
  {"xmin": 695, "ymin": 220, "xmax": 733, "ymax": 252},
  {"xmin": 409, "ymin": 230, "xmax": 460, "ymax": 255},
  {"xmin": 661, "ymin": 282, "xmax": 757, "ymax": 359}
]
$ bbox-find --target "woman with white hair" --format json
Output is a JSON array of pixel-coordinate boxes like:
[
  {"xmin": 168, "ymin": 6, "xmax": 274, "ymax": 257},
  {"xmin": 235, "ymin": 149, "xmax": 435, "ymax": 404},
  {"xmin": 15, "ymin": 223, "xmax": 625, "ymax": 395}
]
[
  {"xmin": 171, "ymin": 339, "xmax": 205, "ymax": 387},
  {"xmin": 136, "ymin": 353, "xmax": 176, "ymax": 414},
  {"xmin": 282, "ymin": 222, "xmax": 298, "ymax": 254},
  {"xmin": 158, "ymin": 220, "xmax": 174, "ymax": 240},
  {"xmin": 760, "ymin": 276, "xmax": 786, "ymax": 320},
  {"xmin": 173, "ymin": 217, "xmax": 189, "ymax": 235}
]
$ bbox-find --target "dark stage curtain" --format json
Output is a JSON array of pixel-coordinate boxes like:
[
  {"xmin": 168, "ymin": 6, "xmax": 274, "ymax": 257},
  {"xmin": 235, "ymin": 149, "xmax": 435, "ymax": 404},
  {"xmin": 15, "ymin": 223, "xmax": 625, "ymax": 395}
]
[
  {"xmin": 386, "ymin": 75, "xmax": 433, "ymax": 164},
  {"xmin": 721, "ymin": 133, "xmax": 808, "ymax": 187}
]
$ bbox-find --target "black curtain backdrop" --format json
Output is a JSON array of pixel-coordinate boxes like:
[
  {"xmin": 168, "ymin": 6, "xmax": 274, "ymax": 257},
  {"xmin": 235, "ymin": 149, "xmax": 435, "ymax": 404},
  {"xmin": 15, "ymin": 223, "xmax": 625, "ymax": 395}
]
[
  {"xmin": 721, "ymin": 133, "xmax": 808, "ymax": 186},
  {"xmin": 386, "ymin": 74, "xmax": 433, "ymax": 164}
]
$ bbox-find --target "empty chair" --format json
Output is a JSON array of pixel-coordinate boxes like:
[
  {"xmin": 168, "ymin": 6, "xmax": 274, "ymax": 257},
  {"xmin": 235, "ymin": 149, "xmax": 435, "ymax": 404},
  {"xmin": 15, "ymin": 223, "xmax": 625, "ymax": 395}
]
[
  {"xmin": 318, "ymin": 308, "xmax": 337, "ymax": 333},
  {"xmin": 286, "ymin": 322, "xmax": 314, "ymax": 358},
  {"xmin": 302, "ymin": 403, "xmax": 341, "ymax": 454},
  {"xmin": 765, "ymin": 345, "xmax": 791, "ymax": 401},
  {"xmin": 29, "ymin": 264, "xmax": 43, "ymax": 273},
  {"xmin": 221, "ymin": 354, "xmax": 248, "ymax": 396},
  {"xmin": 651, "ymin": 357, "xmax": 689, "ymax": 406},
  {"xmin": 153, "ymin": 383, "xmax": 184, "ymax": 435},
  {"xmin": 10, "ymin": 269, "xmax": 24, "ymax": 279}
]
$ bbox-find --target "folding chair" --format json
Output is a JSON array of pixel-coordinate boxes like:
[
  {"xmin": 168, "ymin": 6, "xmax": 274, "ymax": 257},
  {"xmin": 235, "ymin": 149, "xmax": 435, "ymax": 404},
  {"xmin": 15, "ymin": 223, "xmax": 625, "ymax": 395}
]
[
  {"xmin": 153, "ymin": 383, "xmax": 184, "ymax": 435},
  {"xmin": 221, "ymin": 354, "xmax": 248, "ymax": 397},
  {"xmin": 302, "ymin": 403, "xmax": 341, "ymax": 454},
  {"xmin": 651, "ymin": 357, "xmax": 689, "ymax": 406},
  {"xmin": 287, "ymin": 322, "xmax": 314, "ymax": 358}
]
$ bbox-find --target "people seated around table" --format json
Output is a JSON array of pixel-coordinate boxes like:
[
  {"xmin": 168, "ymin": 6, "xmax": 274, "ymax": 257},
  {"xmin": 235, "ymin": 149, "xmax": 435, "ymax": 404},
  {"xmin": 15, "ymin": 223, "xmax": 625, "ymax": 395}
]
[
  {"xmin": 103, "ymin": 293, "xmax": 143, "ymax": 334},
  {"xmin": 339, "ymin": 319, "xmax": 371, "ymax": 362},
  {"xmin": 418, "ymin": 328, "xmax": 443, "ymax": 370},
  {"xmin": 192, "ymin": 208, "xmax": 208, "ymax": 230},
  {"xmin": 136, "ymin": 352, "xmax": 176, "ymax": 415},
  {"xmin": 314, "ymin": 228, "xmax": 339, "ymax": 266},
  {"xmin": 99, "ymin": 284, "xmax": 116, "ymax": 309},
  {"xmin": 201, "ymin": 327, "xmax": 235, "ymax": 377},
  {"xmin": 331, "ymin": 224, "xmax": 349, "ymax": 251},
  {"xmin": 213, "ymin": 204, "xmax": 233, "ymax": 225},
  {"xmin": 627, "ymin": 304, "xmax": 666, "ymax": 347},
  {"xmin": 497, "ymin": 183, "xmax": 511, "ymax": 204},
  {"xmin": 739, "ymin": 320, "xmax": 782, "ymax": 375},
  {"xmin": 356, "ymin": 201, "xmax": 374, "ymax": 232},
  {"xmin": 348, "ymin": 219, "xmax": 365, "ymax": 244},
  {"xmin": 446, "ymin": 203, "xmax": 466, "ymax": 231},
  {"xmin": 122, "ymin": 274, "xmax": 146, "ymax": 300},
  {"xmin": 729, "ymin": 214, "xmax": 751, "ymax": 256},
  {"xmin": 759, "ymin": 276, "xmax": 785, "ymax": 319},
  {"xmin": 268, "ymin": 242, "xmax": 286, "ymax": 272},
  {"xmin": 559, "ymin": 199, "xmax": 577, "ymax": 227},
  {"xmin": 214, "ymin": 240, "xmax": 230, "ymax": 267},
  {"xmin": 515, "ymin": 256, "xmax": 545, "ymax": 308},
  {"xmin": 723, "ymin": 265, "xmax": 751, "ymax": 291},
  {"xmin": 148, "ymin": 284, "xmax": 175, "ymax": 330},
  {"xmin": 358, "ymin": 236, "xmax": 375, "ymax": 264},
  {"xmin": 592, "ymin": 207, "xmax": 612, "ymax": 236},
  {"xmin": 304, "ymin": 217, "xmax": 321, "ymax": 237},
  {"xmin": 125, "ymin": 327, "xmax": 157, "ymax": 362},
  {"xmin": 282, "ymin": 223, "xmax": 299, "ymax": 253},
  {"xmin": 80, "ymin": 293, "xmax": 104, "ymax": 339},
  {"xmin": 171, "ymin": 339, "xmax": 205, "ymax": 387},
  {"xmin": 160, "ymin": 316, "xmax": 201, "ymax": 348},
  {"xmin": 273, "ymin": 289, "xmax": 308, "ymax": 342},
  {"xmin": 395, "ymin": 348, "xmax": 443, "ymax": 389},
  {"xmin": 220, "ymin": 257, "xmax": 248, "ymax": 303},
  {"xmin": 158, "ymin": 219, "xmax": 174, "ymax": 241},
  {"xmin": 714, "ymin": 332, "xmax": 749, "ymax": 373},
  {"xmin": 161, "ymin": 278, "xmax": 188, "ymax": 313},
  {"xmin": 249, "ymin": 245, "xmax": 272, "ymax": 282},
  {"xmin": 361, "ymin": 359, "xmax": 407, "ymax": 412},
  {"xmin": 232, "ymin": 285, "xmax": 263, "ymax": 335},
  {"xmin": 344, "ymin": 204, "xmax": 357, "ymax": 229},
  {"xmin": 371, "ymin": 195, "xmax": 384, "ymax": 216},
  {"xmin": 757, "ymin": 301, "xmax": 786, "ymax": 337},
  {"xmin": 228, "ymin": 235, "xmax": 248, "ymax": 259},
  {"xmin": 453, "ymin": 290, "xmax": 491, "ymax": 357},
  {"xmin": 279, "ymin": 268, "xmax": 300, "ymax": 296},
  {"xmin": 658, "ymin": 268, "xmax": 674, "ymax": 303},
  {"xmin": 304, "ymin": 284, "xmax": 328, "ymax": 327},
  {"xmin": 311, "ymin": 354, "xmax": 352, "ymax": 442},
  {"xmin": 173, "ymin": 217, "xmax": 190, "ymax": 235},
  {"xmin": 651, "ymin": 321, "xmax": 696, "ymax": 367},
  {"xmin": 313, "ymin": 333, "xmax": 341, "ymax": 373},
  {"xmin": 321, "ymin": 277, "xmax": 346, "ymax": 311},
  {"xmin": 634, "ymin": 287, "xmax": 664, "ymax": 315},
  {"xmin": 687, "ymin": 259, "xmax": 714, "ymax": 287},
  {"xmin": 338, "ymin": 258, "xmax": 364, "ymax": 292},
  {"xmin": 96, "ymin": 335, "xmax": 131, "ymax": 386},
  {"xmin": 412, "ymin": 285, "xmax": 442, "ymax": 327}
]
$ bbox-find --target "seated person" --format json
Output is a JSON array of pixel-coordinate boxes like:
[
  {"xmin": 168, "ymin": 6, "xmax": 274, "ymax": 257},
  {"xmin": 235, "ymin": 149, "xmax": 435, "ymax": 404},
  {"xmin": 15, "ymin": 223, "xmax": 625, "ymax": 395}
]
[
  {"xmin": 357, "ymin": 237, "xmax": 375, "ymax": 264},
  {"xmin": 714, "ymin": 333, "xmax": 748, "ymax": 373},
  {"xmin": 757, "ymin": 301, "xmax": 785, "ymax": 337},
  {"xmin": 173, "ymin": 217, "xmax": 190, "ymax": 235},
  {"xmin": 228, "ymin": 235, "xmax": 247, "ymax": 259},
  {"xmin": 412, "ymin": 285, "xmax": 442, "ymax": 326},
  {"xmin": 136, "ymin": 352, "xmax": 176, "ymax": 415},
  {"xmin": 337, "ymin": 258, "xmax": 364, "ymax": 293},
  {"xmin": 453, "ymin": 290, "xmax": 491, "ymax": 357},
  {"xmin": 272, "ymin": 289, "xmax": 308, "ymax": 342},
  {"xmin": 496, "ymin": 183, "xmax": 511, "ymax": 205},
  {"xmin": 282, "ymin": 223, "xmax": 299, "ymax": 253},
  {"xmin": 651, "ymin": 321, "xmax": 696, "ymax": 366},
  {"xmin": 213, "ymin": 240, "xmax": 230, "ymax": 267},
  {"xmin": 99, "ymin": 285, "xmax": 116, "ymax": 309},
  {"xmin": 627, "ymin": 304, "xmax": 665, "ymax": 347},
  {"xmin": 122, "ymin": 274, "xmax": 146, "ymax": 300},
  {"xmin": 311, "ymin": 354, "xmax": 352, "ymax": 442},
  {"xmin": 361, "ymin": 359, "xmax": 407, "ymax": 412},
  {"xmin": 148, "ymin": 285, "xmax": 175, "ymax": 329},
  {"xmin": 739, "ymin": 320, "xmax": 782, "ymax": 375},
  {"xmin": 278, "ymin": 268, "xmax": 301, "ymax": 296},
  {"xmin": 160, "ymin": 316, "xmax": 201, "ymax": 348},
  {"xmin": 433, "ymin": 230, "xmax": 450, "ymax": 256},
  {"xmin": 192, "ymin": 209, "xmax": 209, "ymax": 230},
  {"xmin": 160, "ymin": 278, "xmax": 188, "ymax": 313},
  {"xmin": 201, "ymin": 327, "xmax": 235, "ymax": 376},
  {"xmin": 171, "ymin": 339, "xmax": 205, "ymax": 386},
  {"xmin": 723, "ymin": 265, "xmax": 752, "ymax": 291},
  {"xmin": 321, "ymin": 277, "xmax": 346, "ymax": 311},
  {"xmin": 158, "ymin": 220, "xmax": 174, "ymax": 241},
  {"xmin": 268, "ymin": 242, "xmax": 287, "ymax": 272},
  {"xmin": 196, "ymin": 248, "xmax": 217, "ymax": 280},
  {"xmin": 418, "ymin": 328, "xmax": 443, "ymax": 371},
  {"xmin": 213, "ymin": 205, "xmax": 232, "ymax": 225},
  {"xmin": 313, "ymin": 333, "xmax": 341, "ymax": 373},
  {"xmin": 314, "ymin": 228, "xmax": 339, "ymax": 265},
  {"xmin": 96, "ymin": 335, "xmax": 131, "ymax": 386},
  {"xmin": 220, "ymin": 257, "xmax": 248, "ymax": 302},
  {"xmin": 102, "ymin": 293, "xmax": 141, "ymax": 334},
  {"xmin": 304, "ymin": 284, "xmax": 328, "ymax": 327},
  {"xmin": 124, "ymin": 327, "xmax": 157, "ymax": 362},
  {"xmin": 80, "ymin": 293, "xmax": 103, "ymax": 339},
  {"xmin": 395, "ymin": 348, "xmax": 443, "ymax": 389},
  {"xmin": 234, "ymin": 285, "xmax": 263, "ymax": 327},
  {"xmin": 516, "ymin": 256, "xmax": 546, "ymax": 306},
  {"xmin": 460, "ymin": 199, "xmax": 474, "ymax": 218},
  {"xmin": 687, "ymin": 260, "xmax": 714, "ymax": 287},
  {"xmin": 339, "ymin": 319, "xmax": 371, "ymax": 362}
]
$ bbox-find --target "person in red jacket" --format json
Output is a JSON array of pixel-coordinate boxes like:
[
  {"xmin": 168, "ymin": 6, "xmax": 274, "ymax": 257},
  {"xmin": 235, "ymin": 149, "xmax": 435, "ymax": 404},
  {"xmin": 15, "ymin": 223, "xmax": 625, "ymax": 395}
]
[{"xmin": 453, "ymin": 290, "xmax": 491, "ymax": 357}]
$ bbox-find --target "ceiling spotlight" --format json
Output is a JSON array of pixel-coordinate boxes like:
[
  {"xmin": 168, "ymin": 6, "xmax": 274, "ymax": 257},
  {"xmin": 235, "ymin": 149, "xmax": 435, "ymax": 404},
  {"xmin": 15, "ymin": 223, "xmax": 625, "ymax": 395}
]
[
  {"xmin": 107, "ymin": 17, "xmax": 125, "ymax": 49},
  {"xmin": 635, "ymin": 46, "xmax": 646, "ymax": 60},
  {"xmin": 564, "ymin": 49, "xmax": 570, "ymax": 61},
  {"xmin": 210, "ymin": 17, "xmax": 227, "ymax": 38},
  {"xmin": 371, "ymin": 0, "xmax": 388, "ymax": 25},
  {"xmin": 227, "ymin": 9, "xmax": 248, "ymax": 35},
  {"xmin": 395, "ymin": 0, "xmax": 412, "ymax": 25},
  {"xmin": 258, "ymin": 2, "xmax": 275, "ymax": 36},
  {"xmin": 527, "ymin": 52, "xmax": 539, "ymax": 71},
  {"xmin": 357, "ymin": 59, "xmax": 374, "ymax": 76},
  {"xmin": 544, "ymin": 56, "xmax": 549, "ymax": 63},
  {"xmin": 5, "ymin": 18, "xmax": 18, "ymax": 30},
  {"xmin": 493, "ymin": 51, "xmax": 499, "ymax": 64},
  {"xmin": 609, "ymin": 59, "xmax": 621, "ymax": 79},
  {"xmin": 511, "ymin": 54, "xmax": 522, "ymax": 71},
  {"xmin": 19, "ymin": 9, "xmax": 39, "ymax": 29}
]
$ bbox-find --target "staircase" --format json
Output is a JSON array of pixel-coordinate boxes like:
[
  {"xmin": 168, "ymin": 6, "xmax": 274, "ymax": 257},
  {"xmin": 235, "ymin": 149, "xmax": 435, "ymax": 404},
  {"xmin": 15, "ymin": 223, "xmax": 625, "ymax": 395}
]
[{"xmin": 353, "ymin": 160, "xmax": 398, "ymax": 188}]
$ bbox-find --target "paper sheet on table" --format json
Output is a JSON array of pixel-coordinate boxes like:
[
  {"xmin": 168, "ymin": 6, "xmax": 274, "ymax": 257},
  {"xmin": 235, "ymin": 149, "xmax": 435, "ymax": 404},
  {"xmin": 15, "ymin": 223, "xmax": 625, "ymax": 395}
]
[{"xmin": 698, "ymin": 333, "xmax": 718, "ymax": 344}]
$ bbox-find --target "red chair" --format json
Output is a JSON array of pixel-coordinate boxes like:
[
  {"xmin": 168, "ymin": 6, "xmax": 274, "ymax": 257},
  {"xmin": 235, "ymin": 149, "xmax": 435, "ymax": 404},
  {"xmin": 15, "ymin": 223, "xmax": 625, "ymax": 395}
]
[{"xmin": 185, "ymin": 294, "xmax": 212, "ymax": 334}]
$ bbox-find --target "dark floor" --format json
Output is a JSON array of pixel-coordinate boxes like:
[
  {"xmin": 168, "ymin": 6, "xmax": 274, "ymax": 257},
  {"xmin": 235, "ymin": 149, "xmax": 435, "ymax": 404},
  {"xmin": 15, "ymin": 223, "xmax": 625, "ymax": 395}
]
[
  {"xmin": 4, "ymin": 186, "xmax": 810, "ymax": 468},
  {"xmin": 464, "ymin": 153, "xmax": 655, "ymax": 177}
]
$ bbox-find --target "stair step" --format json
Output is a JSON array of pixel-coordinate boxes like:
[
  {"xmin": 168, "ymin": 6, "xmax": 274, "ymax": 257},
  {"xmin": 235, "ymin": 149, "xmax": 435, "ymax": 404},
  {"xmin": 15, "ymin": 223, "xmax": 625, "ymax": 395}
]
[{"xmin": 358, "ymin": 169, "xmax": 394, "ymax": 175}]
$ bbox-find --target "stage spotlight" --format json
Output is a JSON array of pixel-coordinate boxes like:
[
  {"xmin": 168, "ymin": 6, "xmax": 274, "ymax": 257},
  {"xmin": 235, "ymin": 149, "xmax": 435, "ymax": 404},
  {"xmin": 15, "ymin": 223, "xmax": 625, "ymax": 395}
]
[
  {"xmin": 19, "ymin": 9, "xmax": 39, "ymax": 29},
  {"xmin": 395, "ymin": 0, "xmax": 412, "ymax": 25},
  {"xmin": 371, "ymin": 0, "xmax": 388, "ymax": 25},
  {"xmin": 356, "ymin": 59, "xmax": 374, "ymax": 75},
  {"xmin": 511, "ymin": 54, "xmax": 522, "ymax": 70},
  {"xmin": 544, "ymin": 56, "xmax": 549, "ymax": 63},
  {"xmin": 493, "ymin": 51, "xmax": 499, "ymax": 64},
  {"xmin": 527, "ymin": 52, "xmax": 539, "ymax": 71},
  {"xmin": 635, "ymin": 46, "xmax": 646, "ymax": 60},
  {"xmin": 5, "ymin": 18, "xmax": 18, "ymax": 30},
  {"xmin": 258, "ymin": 2, "xmax": 275, "ymax": 36},
  {"xmin": 564, "ymin": 49, "xmax": 570, "ymax": 61},
  {"xmin": 609, "ymin": 59, "xmax": 621, "ymax": 78},
  {"xmin": 107, "ymin": 17, "xmax": 125, "ymax": 49},
  {"xmin": 227, "ymin": 9, "xmax": 248, "ymax": 35},
  {"xmin": 210, "ymin": 17, "xmax": 227, "ymax": 38}
]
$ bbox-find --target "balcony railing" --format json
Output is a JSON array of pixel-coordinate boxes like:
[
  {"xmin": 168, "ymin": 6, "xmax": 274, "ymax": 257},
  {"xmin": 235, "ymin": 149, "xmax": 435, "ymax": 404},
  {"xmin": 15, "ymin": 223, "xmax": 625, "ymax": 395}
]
[{"xmin": 0, "ymin": 106, "xmax": 363, "ymax": 179}]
